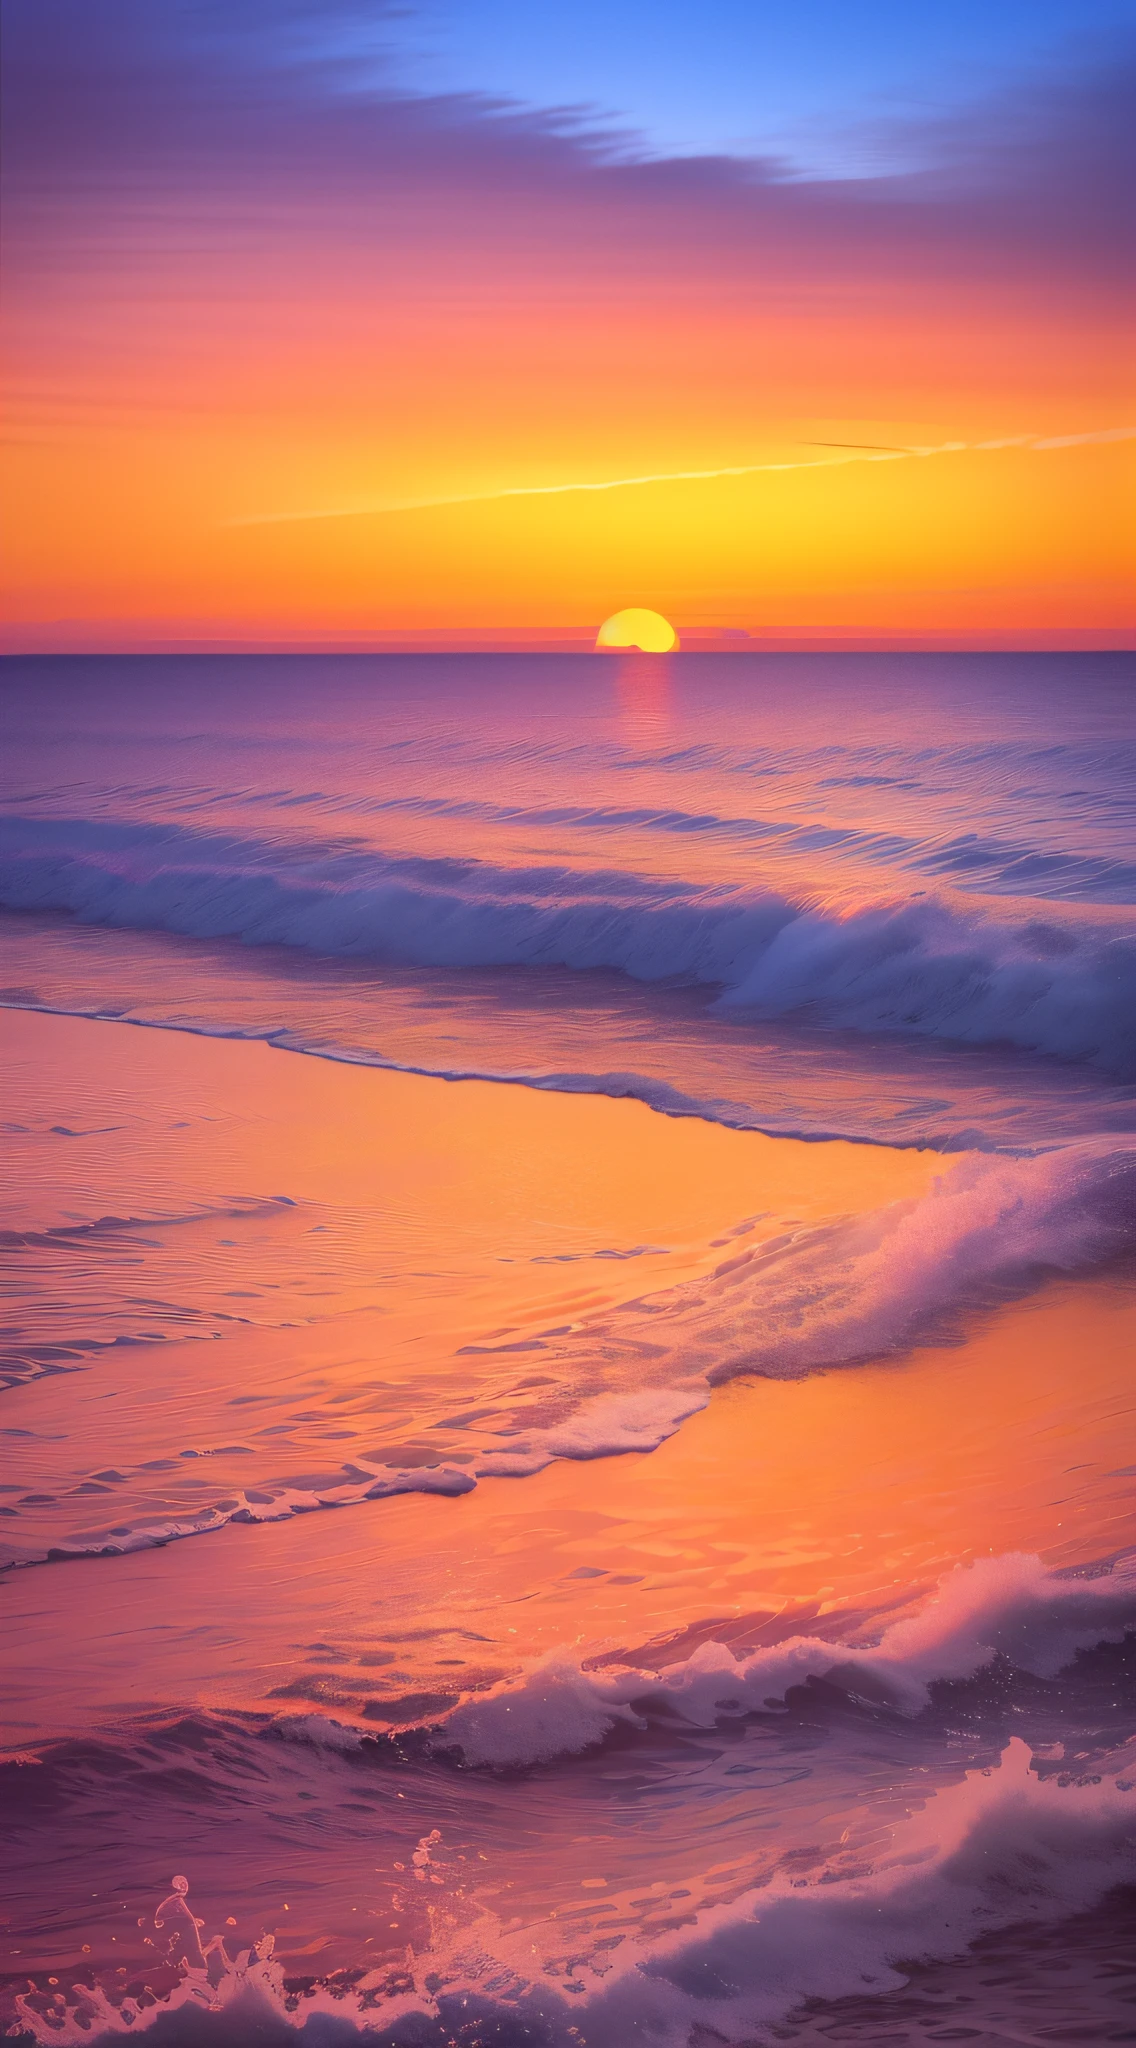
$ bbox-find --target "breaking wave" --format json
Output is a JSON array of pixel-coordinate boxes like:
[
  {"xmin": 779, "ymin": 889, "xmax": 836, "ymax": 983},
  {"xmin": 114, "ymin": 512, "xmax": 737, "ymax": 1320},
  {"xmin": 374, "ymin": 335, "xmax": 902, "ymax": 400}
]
[
  {"xmin": 423, "ymin": 1552, "xmax": 1136, "ymax": 1766},
  {"xmin": 9, "ymin": 1735, "xmax": 1136, "ymax": 2046},
  {"xmin": 1, "ymin": 814, "xmax": 1134, "ymax": 1076}
]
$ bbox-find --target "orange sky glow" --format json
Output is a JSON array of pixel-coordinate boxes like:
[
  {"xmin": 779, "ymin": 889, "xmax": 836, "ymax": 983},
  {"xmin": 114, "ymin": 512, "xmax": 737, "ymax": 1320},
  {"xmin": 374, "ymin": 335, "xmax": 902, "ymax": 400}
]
[{"xmin": 2, "ymin": 16, "xmax": 1133, "ymax": 651}]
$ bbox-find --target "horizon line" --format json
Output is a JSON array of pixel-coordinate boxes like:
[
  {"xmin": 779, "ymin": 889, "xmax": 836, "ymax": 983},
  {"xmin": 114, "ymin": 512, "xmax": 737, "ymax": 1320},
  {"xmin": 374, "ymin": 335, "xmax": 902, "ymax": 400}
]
[{"xmin": 4, "ymin": 634, "xmax": 1133, "ymax": 659}]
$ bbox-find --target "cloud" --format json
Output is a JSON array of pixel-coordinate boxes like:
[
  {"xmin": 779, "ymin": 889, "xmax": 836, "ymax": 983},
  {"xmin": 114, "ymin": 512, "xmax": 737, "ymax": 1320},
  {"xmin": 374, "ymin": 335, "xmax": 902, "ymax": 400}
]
[{"xmin": 3, "ymin": 0, "xmax": 1134, "ymax": 296}]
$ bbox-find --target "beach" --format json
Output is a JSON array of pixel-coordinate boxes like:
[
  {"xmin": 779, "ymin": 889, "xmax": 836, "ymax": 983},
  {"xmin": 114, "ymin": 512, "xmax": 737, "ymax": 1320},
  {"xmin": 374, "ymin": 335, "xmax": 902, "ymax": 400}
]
[{"xmin": 2, "ymin": 650, "xmax": 1134, "ymax": 2043}]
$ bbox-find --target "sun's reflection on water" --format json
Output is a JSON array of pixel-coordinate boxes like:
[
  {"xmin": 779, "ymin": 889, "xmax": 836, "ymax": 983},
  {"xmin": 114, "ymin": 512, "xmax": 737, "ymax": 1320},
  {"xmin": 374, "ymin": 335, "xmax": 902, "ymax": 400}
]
[{"xmin": 612, "ymin": 652, "xmax": 675, "ymax": 747}]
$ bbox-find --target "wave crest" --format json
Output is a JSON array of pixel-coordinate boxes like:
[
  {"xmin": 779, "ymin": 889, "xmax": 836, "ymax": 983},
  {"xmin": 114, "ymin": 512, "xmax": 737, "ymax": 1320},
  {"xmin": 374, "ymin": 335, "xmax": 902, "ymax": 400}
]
[
  {"xmin": 2, "ymin": 813, "xmax": 1134, "ymax": 1074},
  {"xmin": 10, "ymin": 1730, "xmax": 1136, "ymax": 2046},
  {"xmin": 470, "ymin": 1136, "xmax": 1136, "ymax": 1478},
  {"xmin": 430, "ymin": 1553, "xmax": 1136, "ymax": 1767}
]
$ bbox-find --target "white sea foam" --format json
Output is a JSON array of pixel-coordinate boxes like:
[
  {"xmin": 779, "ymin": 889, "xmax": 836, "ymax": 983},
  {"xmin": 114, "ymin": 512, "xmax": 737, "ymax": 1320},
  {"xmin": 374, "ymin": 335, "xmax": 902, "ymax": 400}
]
[
  {"xmin": 1, "ymin": 815, "xmax": 1133, "ymax": 1074},
  {"xmin": 0, "ymin": 1463, "xmax": 477, "ymax": 1571},
  {"xmin": 432, "ymin": 1553, "xmax": 1136, "ymax": 1766},
  {"xmin": 576, "ymin": 1738, "xmax": 1136, "ymax": 2047},
  {"xmin": 471, "ymin": 1134, "xmax": 1136, "ymax": 1478},
  {"xmin": 270, "ymin": 1714, "xmax": 366, "ymax": 1754}
]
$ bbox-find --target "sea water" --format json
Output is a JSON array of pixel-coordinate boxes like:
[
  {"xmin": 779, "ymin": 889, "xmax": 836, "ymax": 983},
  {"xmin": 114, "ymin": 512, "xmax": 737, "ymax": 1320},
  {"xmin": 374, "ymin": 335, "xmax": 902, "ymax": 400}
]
[{"xmin": 1, "ymin": 651, "xmax": 1134, "ymax": 2044}]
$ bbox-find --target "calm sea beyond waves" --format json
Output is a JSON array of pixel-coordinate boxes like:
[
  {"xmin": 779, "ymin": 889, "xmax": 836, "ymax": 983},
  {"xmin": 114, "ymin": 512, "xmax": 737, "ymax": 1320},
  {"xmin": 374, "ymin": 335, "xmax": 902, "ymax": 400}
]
[{"xmin": 2, "ymin": 650, "xmax": 1135, "ymax": 2045}]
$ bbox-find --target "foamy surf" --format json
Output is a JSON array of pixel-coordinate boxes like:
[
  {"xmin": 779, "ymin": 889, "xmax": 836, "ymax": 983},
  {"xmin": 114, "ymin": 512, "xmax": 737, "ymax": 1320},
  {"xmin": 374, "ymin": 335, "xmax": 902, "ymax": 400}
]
[
  {"xmin": 422, "ymin": 1553, "xmax": 1136, "ymax": 1766},
  {"xmin": 9, "ymin": 1736, "xmax": 1136, "ymax": 2046}
]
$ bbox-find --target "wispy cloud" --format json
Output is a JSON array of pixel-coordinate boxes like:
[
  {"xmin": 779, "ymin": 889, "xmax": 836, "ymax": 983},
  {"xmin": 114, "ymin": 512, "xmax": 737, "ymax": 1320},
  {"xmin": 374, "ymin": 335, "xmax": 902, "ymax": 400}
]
[{"xmin": 228, "ymin": 427, "xmax": 1136, "ymax": 526}]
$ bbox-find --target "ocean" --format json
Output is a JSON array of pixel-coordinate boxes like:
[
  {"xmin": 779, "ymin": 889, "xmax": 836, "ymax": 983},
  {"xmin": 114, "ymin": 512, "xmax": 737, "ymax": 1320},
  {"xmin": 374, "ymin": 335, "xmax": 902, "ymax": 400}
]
[{"xmin": 1, "ymin": 650, "xmax": 1134, "ymax": 2045}]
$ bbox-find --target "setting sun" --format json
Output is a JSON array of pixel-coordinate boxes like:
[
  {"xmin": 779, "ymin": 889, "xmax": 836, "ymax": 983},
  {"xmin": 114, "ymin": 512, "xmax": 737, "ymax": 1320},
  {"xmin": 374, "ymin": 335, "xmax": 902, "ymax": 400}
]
[{"xmin": 596, "ymin": 607, "xmax": 678, "ymax": 652}]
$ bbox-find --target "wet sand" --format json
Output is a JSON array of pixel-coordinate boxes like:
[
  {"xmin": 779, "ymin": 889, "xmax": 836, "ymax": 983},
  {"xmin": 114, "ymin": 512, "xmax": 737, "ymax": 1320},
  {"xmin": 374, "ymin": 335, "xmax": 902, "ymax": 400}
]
[
  {"xmin": 3, "ymin": 1007, "xmax": 1134, "ymax": 2039},
  {"xmin": 3, "ymin": 1008, "xmax": 1133, "ymax": 1741}
]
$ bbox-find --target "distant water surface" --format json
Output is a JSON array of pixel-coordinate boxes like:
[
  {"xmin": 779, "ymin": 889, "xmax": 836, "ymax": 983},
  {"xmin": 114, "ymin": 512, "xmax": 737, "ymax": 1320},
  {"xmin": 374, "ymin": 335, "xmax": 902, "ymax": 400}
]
[{"xmin": 1, "ymin": 650, "xmax": 1134, "ymax": 1148}]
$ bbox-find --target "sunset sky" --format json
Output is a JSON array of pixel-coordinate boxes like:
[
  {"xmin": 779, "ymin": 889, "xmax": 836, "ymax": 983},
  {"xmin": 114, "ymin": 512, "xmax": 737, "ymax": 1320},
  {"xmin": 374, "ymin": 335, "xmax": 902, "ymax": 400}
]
[{"xmin": 2, "ymin": 0, "xmax": 1133, "ymax": 650}]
